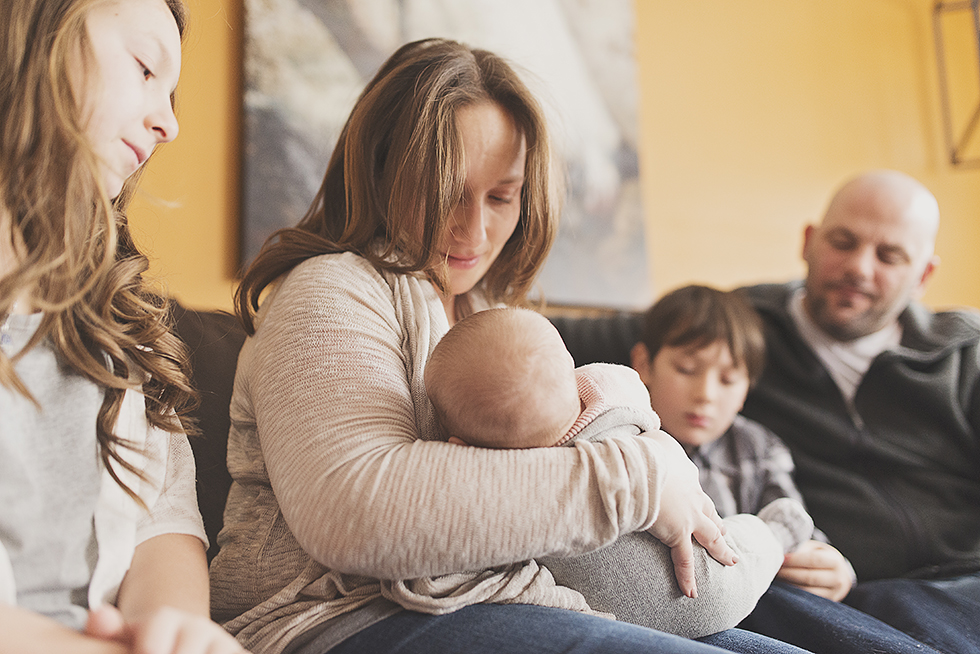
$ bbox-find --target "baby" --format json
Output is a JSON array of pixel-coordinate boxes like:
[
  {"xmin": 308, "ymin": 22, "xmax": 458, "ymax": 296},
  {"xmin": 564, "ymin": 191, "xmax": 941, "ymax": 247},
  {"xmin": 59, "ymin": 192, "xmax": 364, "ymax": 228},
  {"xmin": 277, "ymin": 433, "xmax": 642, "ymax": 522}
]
[{"xmin": 411, "ymin": 307, "xmax": 812, "ymax": 638}]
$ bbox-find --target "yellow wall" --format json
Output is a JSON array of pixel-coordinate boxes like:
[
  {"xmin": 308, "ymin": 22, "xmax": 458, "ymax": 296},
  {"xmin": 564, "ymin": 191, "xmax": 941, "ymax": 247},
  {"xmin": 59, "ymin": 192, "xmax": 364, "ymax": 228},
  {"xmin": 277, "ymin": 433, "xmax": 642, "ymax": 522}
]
[
  {"xmin": 131, "ymin": 0, "xmax": 980, "ymax": 311},
  {"xmin": 130, "ymin": 0, "xmax": 242, "ymax": 310},
  {"xmin": 636, "ymin": 0, "xmax": 980, "ymax": 309}
]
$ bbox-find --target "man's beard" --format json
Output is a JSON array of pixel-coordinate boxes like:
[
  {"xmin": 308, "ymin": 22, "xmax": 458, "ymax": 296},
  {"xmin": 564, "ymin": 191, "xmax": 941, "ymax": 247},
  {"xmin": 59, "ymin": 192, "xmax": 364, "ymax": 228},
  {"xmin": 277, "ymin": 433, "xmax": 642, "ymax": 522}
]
[{"xmin": 806, "ymin": 283, "xmax": 887, "ymax": 341}]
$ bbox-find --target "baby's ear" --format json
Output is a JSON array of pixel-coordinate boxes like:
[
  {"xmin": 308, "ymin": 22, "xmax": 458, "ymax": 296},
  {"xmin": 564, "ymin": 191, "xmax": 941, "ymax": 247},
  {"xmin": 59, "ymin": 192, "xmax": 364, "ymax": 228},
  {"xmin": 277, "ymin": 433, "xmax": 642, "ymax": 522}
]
[{"xmin": 447, "ymin": 436, "xmax": 469, "ymax": 446}]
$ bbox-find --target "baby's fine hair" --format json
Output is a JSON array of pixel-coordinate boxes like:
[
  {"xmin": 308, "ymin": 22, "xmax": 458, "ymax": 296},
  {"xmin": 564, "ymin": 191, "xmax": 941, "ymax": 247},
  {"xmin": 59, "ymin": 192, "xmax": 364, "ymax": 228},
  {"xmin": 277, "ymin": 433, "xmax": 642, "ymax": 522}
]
[
  {"xmin": 639, "ymin": 285, "xmax": 766, "ymax": 385},
  {"xmin": 426, "ymin": 308, "xmax": 577, "ymax": 448}
]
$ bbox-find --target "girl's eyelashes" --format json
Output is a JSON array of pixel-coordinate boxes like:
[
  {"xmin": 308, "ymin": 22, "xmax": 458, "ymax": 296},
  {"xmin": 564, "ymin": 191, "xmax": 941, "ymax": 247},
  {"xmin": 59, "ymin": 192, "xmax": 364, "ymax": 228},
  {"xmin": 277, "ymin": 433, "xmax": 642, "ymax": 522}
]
[{"xmin": 136, "ymin": 57, "xmax": 152, "ymax": 80}]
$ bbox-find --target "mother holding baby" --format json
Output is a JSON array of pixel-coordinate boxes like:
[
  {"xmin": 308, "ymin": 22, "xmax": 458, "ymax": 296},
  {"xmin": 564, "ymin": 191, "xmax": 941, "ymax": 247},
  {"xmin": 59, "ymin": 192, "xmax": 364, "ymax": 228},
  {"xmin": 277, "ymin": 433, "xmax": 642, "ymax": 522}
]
[{"xmin": 208, "ymin": 38, "xmax": 804, "ymax": 654}]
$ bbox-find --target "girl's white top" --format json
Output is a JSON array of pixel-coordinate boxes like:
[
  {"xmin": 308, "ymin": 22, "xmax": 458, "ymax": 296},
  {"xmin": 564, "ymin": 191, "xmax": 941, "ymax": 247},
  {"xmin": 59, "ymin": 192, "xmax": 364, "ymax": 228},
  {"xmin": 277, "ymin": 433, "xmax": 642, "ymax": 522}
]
[{"xmin": 0, "ymin": 313, "xmax": 207, "ymax": 620}]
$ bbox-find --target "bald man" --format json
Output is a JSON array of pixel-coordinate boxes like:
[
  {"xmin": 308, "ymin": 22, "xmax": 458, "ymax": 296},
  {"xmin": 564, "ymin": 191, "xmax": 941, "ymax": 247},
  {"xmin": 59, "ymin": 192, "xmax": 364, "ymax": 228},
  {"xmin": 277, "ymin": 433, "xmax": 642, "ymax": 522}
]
[{"xmin": 740, "ymin": 170, "xmax": 980, "ymax": 653}]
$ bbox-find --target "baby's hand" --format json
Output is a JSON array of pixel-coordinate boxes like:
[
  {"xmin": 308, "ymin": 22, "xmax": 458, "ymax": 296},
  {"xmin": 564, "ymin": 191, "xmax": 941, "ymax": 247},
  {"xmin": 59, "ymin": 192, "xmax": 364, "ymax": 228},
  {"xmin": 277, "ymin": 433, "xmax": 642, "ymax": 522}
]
[
  {"xmin": 645, "ymin": 431, "xmax": 737, "ymax": 598},
  {"xmin": 85, "ymin": 604, "xmax": 246, "ymax": 654}
]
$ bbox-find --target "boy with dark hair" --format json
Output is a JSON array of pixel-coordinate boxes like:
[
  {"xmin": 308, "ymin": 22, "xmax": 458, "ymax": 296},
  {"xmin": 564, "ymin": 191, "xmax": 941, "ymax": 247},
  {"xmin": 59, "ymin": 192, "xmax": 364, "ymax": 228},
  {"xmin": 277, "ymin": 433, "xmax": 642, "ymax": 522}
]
[{"xmin": 630, "ymin": 285, "xmax": 853, "ymax": 595}]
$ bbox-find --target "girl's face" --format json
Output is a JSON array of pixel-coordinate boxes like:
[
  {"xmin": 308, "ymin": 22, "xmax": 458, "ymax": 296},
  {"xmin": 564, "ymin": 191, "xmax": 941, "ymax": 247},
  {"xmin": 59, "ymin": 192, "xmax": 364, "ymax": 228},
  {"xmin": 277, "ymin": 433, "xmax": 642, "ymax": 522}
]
[
  {"xmin": 437, "ymin": 102, "xmax": 526, "ymax": 299},
  {"xmin": 634, "ymin": 340, "xmax": 750, "ymax": 449},
  {"xmin": 74, "ymin": 0, "xmax": 182, "ymax": 198}
]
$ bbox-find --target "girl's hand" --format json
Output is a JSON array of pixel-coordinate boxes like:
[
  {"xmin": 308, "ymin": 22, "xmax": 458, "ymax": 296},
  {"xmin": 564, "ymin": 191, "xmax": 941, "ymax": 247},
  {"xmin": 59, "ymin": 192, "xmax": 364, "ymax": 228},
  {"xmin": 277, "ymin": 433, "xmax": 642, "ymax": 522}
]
[
  {"xmin": 83, "ymin": 606, "xmax": 127, "ymax": 643},
  {"xmin": 776, "ymin": 540, "xmax": 856, "ymax": 601},
  {"xmin": 645, "ymin": 432, "xmax": 738, "ymax": 598},
  {"xmin": 85, "ymin": 605, "xmax": 246, "ymax": 654}
]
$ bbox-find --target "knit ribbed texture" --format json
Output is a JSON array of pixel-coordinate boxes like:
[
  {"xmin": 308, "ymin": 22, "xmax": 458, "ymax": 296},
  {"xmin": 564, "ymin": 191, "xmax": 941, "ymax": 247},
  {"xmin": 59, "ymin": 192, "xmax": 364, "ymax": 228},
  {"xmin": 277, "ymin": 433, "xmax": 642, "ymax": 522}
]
[
  {"xmin": 209, "ymin": 253, "xmax": 669, "ymax": 654},
  {"xmin": 392, "ymin": 363, "xmax": 785, "ymax": 637},
  {"xmin": 542, "ymin": 365, "xmax": 785, "ymax": 638}
]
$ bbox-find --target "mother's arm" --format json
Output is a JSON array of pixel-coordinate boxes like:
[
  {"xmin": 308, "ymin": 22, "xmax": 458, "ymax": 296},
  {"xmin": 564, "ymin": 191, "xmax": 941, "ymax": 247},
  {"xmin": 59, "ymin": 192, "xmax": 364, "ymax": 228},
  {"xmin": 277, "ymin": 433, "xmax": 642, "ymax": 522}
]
[{"xmin": 248, "ymin": 257, "xmax": 727, "ymax": 587}]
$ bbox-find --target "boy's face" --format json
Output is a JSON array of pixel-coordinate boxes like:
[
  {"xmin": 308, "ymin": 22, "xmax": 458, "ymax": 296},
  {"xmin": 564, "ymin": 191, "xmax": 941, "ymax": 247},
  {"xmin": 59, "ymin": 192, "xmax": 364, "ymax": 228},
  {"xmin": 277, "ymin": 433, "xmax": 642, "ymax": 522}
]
[{"xmin": 634, "ymin": 340, "xmax": 749, "ymax": 448}]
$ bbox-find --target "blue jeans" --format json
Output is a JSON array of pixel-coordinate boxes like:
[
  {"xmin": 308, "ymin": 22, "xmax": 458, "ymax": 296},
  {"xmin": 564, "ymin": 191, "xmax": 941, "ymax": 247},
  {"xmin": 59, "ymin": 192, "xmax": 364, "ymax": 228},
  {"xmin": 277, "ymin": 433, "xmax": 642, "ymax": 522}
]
[
  {"xmin": 325, "ymin": 604, "xmax": 811, "ymax": 654},
  {"xmin": 740, "ymin": 581, "xmax": 945, "ymax": 654},
  {"xmin": 844, "ymin": 572, "xmax": 980, "ymax": 654}
]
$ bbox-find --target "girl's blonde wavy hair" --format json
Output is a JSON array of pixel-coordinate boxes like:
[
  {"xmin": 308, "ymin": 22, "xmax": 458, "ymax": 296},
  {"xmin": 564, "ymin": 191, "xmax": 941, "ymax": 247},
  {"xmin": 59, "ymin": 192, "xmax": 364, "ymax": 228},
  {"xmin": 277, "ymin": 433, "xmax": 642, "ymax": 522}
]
[
  {"xmin": 0, "ymin": 0, "xmax": 194, "ymax": 502},
  {"xmin": 237, "ymin": 37, "xmax": 562, "ymax": 332}
]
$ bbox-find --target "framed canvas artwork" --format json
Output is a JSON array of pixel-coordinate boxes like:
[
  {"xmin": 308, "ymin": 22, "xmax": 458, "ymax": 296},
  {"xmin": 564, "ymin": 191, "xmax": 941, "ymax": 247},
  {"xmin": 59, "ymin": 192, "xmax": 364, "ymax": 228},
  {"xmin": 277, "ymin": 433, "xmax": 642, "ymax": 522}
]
[{"xmin": 242, "ymin": 0, "xmax": 650, "ymax": 308}]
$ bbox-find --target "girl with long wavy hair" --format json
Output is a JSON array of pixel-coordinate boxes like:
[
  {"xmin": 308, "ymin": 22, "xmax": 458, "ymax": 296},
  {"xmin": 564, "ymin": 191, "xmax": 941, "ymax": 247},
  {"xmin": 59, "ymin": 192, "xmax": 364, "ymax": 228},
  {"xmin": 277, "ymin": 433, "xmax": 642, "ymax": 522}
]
[{"xmin": 0, "ymin": 1, "xmax": 245, "ymax": 652}]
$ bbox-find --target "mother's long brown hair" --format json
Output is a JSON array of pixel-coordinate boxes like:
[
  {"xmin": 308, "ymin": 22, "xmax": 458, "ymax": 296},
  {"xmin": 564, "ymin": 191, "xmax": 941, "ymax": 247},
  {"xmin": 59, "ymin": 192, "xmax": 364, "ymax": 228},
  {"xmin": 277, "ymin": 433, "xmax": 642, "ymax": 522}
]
[
  {"xmin": 237, "ymin": 38, "xmax": 561, "ymax": 333},
  {"xmin": 0, "ymin": 0, "xmax": 194, "ymax": 501}
]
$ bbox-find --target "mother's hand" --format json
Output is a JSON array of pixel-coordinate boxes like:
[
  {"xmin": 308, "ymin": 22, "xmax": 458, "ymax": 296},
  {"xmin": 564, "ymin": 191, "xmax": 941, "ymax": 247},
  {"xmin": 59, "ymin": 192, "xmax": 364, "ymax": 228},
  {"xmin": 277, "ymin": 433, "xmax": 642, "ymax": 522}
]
[{"xmin": 645, "ymin": 432, "xmax": 737, "ymax": 598}]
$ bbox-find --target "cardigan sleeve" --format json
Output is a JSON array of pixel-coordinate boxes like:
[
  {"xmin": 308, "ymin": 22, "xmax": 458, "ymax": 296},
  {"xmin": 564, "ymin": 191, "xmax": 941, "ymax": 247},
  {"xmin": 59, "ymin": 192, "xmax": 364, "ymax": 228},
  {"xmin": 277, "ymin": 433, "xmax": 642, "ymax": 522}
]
[{"xmin": 244, "ymin": 255, "xmax": 672, "ymax": 580}]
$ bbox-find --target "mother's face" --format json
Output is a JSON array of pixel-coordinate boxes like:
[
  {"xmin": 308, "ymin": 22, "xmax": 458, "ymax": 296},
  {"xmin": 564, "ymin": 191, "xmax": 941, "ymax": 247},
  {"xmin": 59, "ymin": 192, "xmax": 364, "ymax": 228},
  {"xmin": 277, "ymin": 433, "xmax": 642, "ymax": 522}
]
[{"xmin": 436, "ymin": 102, "xmax": 526, "ymax": 299}]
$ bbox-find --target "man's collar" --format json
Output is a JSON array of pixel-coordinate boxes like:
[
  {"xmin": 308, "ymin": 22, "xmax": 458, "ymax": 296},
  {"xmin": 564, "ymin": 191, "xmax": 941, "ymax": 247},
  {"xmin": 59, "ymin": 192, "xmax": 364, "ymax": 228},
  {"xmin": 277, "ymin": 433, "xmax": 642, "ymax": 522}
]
[{"xmin": 895, "ymin": 301, "xmax": 980, "ymax": 354}]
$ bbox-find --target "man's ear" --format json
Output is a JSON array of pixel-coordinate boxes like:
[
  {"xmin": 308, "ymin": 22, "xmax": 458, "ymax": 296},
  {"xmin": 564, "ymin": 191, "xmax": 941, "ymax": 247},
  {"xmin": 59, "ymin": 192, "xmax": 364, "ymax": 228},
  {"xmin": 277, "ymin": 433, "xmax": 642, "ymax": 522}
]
[
  {"xmin": 630, "ymin": 342, "xmax": 652, "ymax": 384},
  {"xmin": 802, "ymin": 224, "xmax": 817, "ymax": 262},
  {"xmin": 915, "ymin": 255, "xmax": 940, "ymax": 297}
]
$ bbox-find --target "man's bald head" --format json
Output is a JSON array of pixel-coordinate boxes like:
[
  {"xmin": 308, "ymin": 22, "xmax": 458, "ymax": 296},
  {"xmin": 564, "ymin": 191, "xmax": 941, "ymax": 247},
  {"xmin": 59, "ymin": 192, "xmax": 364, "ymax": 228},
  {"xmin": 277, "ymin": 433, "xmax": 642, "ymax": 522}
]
[
  {"xmin": 802, "ymin": 170, "xmax": 940, "ymax": 341},
  {"xmin": 823, "ymin": 170, "xmax": 939, "ymax": 249}
]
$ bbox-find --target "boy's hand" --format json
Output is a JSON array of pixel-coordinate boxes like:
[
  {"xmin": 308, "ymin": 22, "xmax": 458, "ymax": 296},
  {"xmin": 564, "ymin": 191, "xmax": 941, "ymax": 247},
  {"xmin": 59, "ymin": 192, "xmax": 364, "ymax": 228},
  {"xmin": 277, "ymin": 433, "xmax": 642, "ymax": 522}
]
[
  {"xmin": 776, "ymin": 540, "xmax": 856, "ymax": 601},
  {"xmin": 84, "ymin": 605, "xmax": 246, "ymax": 654},
  {"xmin": 645, "ymin": 432, "xmax": 738, "ymax": 598}
]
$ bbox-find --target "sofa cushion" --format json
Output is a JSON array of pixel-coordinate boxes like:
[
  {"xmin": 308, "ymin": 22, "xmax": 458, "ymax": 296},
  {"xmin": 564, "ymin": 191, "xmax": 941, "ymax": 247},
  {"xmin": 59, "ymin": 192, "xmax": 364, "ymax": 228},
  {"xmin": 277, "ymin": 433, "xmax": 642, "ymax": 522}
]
[
  {"xmin": 173, "ymin": 303, "xmax": 246, "ymax": 562},
  {"xmin": 548, "ymin": 312, "xmax": 643, "ymax": 367}
]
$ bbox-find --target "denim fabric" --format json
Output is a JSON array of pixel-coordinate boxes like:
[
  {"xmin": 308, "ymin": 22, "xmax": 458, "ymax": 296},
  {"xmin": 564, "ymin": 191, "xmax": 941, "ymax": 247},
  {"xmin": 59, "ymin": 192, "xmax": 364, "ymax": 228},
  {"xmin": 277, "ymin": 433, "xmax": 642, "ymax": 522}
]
[
  {"xmin": 845, "ymin": 572, "xmax": 980, "ymax": 654},
  {"xmin": 324, "ymin": 603, "xmax": 812, "ymax": 654},
  {"xmin": 740, "ymin": 581, "xmax": 944, "ymax": 654}
]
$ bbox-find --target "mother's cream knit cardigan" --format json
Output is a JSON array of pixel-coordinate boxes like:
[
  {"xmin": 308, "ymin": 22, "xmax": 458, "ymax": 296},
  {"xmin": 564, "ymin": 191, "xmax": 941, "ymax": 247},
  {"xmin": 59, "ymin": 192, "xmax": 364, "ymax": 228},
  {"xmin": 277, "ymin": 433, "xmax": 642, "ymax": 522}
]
[{"xmin": 210, "ymin": 253, "xmax": 674, "ymax": 653}]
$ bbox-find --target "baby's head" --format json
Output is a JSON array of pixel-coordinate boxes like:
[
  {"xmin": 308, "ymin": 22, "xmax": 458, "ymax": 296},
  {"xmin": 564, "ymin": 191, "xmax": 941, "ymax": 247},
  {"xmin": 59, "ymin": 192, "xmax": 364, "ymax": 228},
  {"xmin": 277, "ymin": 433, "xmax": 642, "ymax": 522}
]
[
  {"xmin": 425, "ymin": 308, "xmax": 581, "ymax": 449},
  {"xmin": 630, "ymin": 285, "xmax": 765, "ymax": 449}
]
